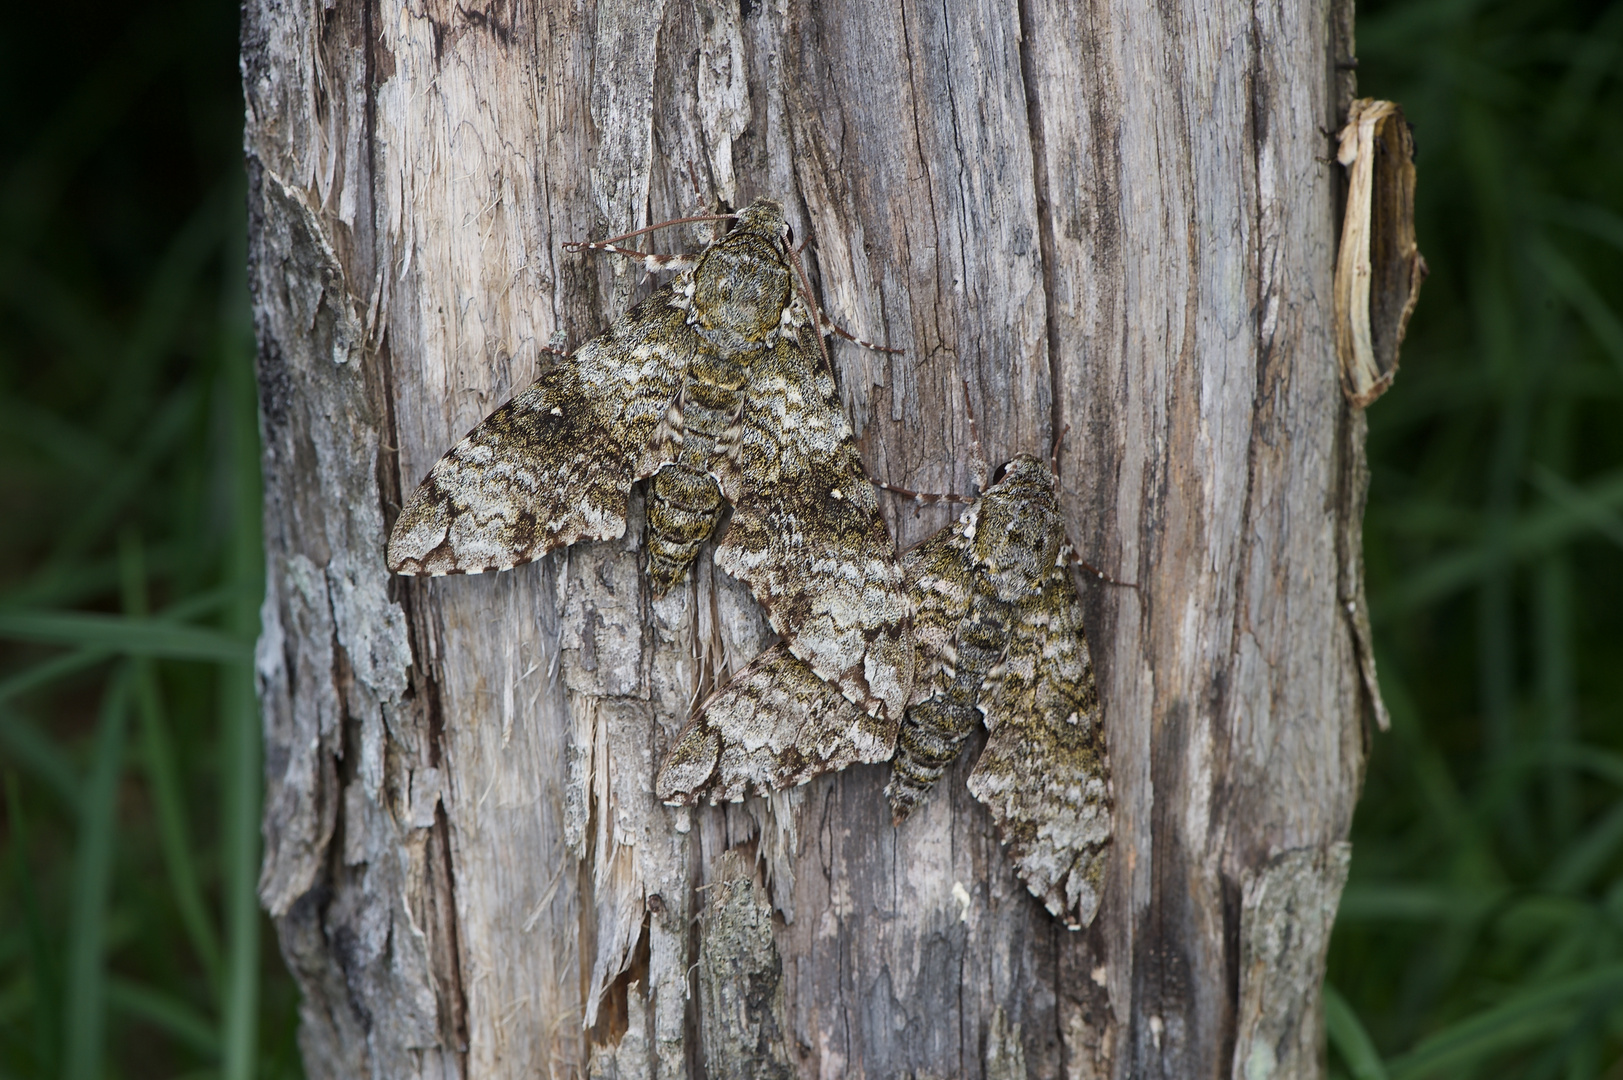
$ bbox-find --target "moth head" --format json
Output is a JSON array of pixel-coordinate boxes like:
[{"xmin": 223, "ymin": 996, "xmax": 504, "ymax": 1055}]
[
  {"xmin": 976, "ymin": 454, "xmax": 1064, "ymax": 597},
  {"xmin": 691, "ymin": 197, "xmax": 795, "ymax": 350}
]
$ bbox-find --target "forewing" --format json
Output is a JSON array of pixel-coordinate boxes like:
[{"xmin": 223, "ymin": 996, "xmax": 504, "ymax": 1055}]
[
  {"xmin": 655, "ymin": 643, "xmax": 894, "ymax": 804},
  {"xmin": 388, "ymin": 293, "xmax": 693, "ymax": 575},
  {"xmin": 966, "ymin": 560, "xmax": 1111, "ymax": 929},
  {"xmin": 714, "ymin": 335, "xmax": 911, "ymax": 721}
]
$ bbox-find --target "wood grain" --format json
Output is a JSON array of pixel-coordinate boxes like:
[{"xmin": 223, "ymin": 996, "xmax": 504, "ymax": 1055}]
[{"xmin": 245, "ymin": 0, "xmax": 1370, "ymax": 1075}]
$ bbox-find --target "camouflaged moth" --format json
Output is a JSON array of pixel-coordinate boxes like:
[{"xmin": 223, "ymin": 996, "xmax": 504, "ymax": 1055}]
[
  {"xmin": 657, "ymin": 449, "xmax": 1113, "ymax": 929},
  {"xmin": 386, "ymin": 197, "xmax": 913, "ymax": 723}
]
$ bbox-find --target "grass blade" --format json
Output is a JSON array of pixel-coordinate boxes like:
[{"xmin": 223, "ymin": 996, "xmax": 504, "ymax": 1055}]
[
  {"xmin": 0, "ymin": 610, "xmax": 251, "ymax": 663},
  {"xmin": 1386, "ymin": 965, "xmax": 1623, "ymax": 1080},
  {"xmin": 1376, "ymin": 468, "xmax": 1623, "ymax": 615},
  {"xmin": 1543, "ymin": 801, "xmax": 1623, "ymax": 894},
  {"xmin": 1325, "ymin": 983, "xmax": 1390, "ymax": 1080},
  {"xmin": 1528, "ymin": 236, "xmax": 1623, "ymax": 373},
  {"xmin": 134, "ymin": 664, "xmax": 224, "ymax": 987},
  {"xmin": 0, "ymin": 543, "xmax": 182, "ymax": 612},
  {"xmin": 121, "ymin": 531, "xmax": 223, "ymax": 988},
  {"xmin": 1336, "ymin": 884, "xmax": 1505, "ymax": 923},
  {"xmin": 106, "ymin": 976, "xmax": 220, "ymax": 1059},
  {"xmin": 0, "ymin": 648, "xmax": 111, "ymax": 707},
  {"xmin": 0, "ymin": 705, "xmax": 83, "ymax": 813},
  {"xmin": 218, "ymin": 258, "xmax": 263, "ymax": 1080},
  {"xmin": 5, "ymin": 769, "xmax": 62, "ymax": 1073},
  {"xmin": 1528, "ymin": 464, "xmax": 1623, "ymax": 549},
  {"xmin": 1541, "ymin": 197, "xmax": 1623, "ymax": 255},
  {"xmin": 62, "ymin": 665, "xmax": 133, "ymax": 1080}
]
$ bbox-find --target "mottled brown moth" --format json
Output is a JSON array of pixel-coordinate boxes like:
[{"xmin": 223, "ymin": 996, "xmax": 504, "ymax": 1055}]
[
  {"xmin": 657, "ymin": 446, "xmax": 1113, "ymax": 929},
  {"xmin": 387, "ymin": 198, "xmax": 913, "ymax": 723}
]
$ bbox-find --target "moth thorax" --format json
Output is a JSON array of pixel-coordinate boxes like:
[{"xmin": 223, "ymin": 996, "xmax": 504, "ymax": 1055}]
[
  {"xmin": 691, "ymin": 241, "xmax": 793, "ymax": 351},
  {"xmin": 978, "ymin": 494, "xmax": 1064, "ymax": 601}
]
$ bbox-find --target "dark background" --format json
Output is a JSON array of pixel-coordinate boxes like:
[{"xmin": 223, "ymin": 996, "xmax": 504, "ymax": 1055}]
[{"xmin": 0, "ymin": 0, "xmax": 1618, "ymax": 1076}]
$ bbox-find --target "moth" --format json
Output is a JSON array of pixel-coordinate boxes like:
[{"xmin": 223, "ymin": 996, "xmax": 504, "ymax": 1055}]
[
  {"xmin": 1334, "ymin": 98, "xmax": 1426, "ymax": 407},
  {"xmin": 387, "ymin": 198, "xmax": 912, "ymax": 722},
  {"xmin": 657, "ymin": 450, "xmax": 1112, "ymax": 929}
]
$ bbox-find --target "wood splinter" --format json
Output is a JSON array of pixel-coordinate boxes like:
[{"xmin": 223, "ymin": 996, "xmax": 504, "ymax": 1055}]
[{"xmin": 1333, "ymin": 98, "xmax": 1428, "ymax": 408}]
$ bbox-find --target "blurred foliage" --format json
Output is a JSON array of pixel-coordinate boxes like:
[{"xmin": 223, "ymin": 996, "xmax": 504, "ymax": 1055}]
[
  {"xmin": 0, "ymin": 0, "xmax": 1616, "ymax": 1074},
  {"xmin": 1326, "ymin": 1, "xmax": 1623, "ymax": 1078},
  {"xmin": 0, "ymin": 0, "xmax": 301, "ymax": 1074}
]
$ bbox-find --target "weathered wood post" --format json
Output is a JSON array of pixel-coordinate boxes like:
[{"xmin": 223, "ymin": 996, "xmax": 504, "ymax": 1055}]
[{"xmin": 245, "ymin": 0, "xmax": 1369, "ymax": 1075}]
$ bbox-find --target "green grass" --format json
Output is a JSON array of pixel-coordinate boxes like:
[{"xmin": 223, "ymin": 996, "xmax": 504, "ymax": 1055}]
[
  {"xmin": 0, "ymin": 0, "xmax": 1616, "ymax": 1075},
  {"xmin": 0, "ymin": 0, "xmax": 299, "ymax": 1072},
  {"xmin": 1326, "ymin": 1, "xmax": 1623, "ymax": 1077}
]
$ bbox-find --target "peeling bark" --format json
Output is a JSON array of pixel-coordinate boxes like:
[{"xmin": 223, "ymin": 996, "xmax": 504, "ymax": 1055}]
[{"xmin": 245, "ymin": 0, "xmax": 1369, "ymax": 1076}]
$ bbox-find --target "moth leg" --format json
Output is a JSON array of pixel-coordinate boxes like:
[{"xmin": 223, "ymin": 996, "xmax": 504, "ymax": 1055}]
[
  {"xmin": 779, "ymin": 237, "xmax": 900, "ymax": 356},
  {"xmin": 1063, "ymin": 545, "xmax": 1140, "ymax": 590},
  {"xmin": 564, "ymin": 241, "xmax": 699, "ymax": 275},
  {"xmin": 779, "ymin": 241, "xmax": 901, "ymax": 375},
  {"xmin": 684, "ymin": 159, "xmax": 706, "ymax": 208},
  {"xmin": 960, "ymin": 381, "xmax": 989, "ymax": 491},
  {"xmin": 539, "ymin": 328, "xmax": 571, "ymax": 359},
  {"xmin": 873, "ymin": 481, "xmax": 974, "ymax": 518},
  {"xmin": 680, "ymin": 160, "xmax": 722, "ymax": 240},
  {"xmin": 1049, "ymin": 422, "xmax": 1071, "ymax": 474},
  {"xmin": 817, "ymin": 312, "xmax": 903, "ymax": 355},
  {"xmin": 873, "ymin": 380, "xmax": 989, "ymax": 513}
]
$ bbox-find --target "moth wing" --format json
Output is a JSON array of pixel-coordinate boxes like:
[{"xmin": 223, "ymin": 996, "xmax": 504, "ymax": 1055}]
[
  {"xmin": 714, "ymin": 335, "xmax": 912, "ymax": 722},
  {"xmin": 881, "ymin": 509, "xmax": 1001, "ymax": 821},
  {"xmin": 388, "ymin": 294, "xmax": 693, "ymax": 575},
  {"xmin": 966, "ymin": 558, "xmax": 1111, "ymax": 929},
  {"xmin": 655, "ymin": 642, "xmax": 895, "ymax": 805}
]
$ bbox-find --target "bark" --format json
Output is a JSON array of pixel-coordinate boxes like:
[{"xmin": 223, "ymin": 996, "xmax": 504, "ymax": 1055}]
[{"xmin": 244, "ymin": 0, "xmax": 1370, "ymax": 1076}]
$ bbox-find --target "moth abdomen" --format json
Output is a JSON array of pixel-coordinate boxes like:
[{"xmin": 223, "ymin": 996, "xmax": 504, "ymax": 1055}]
[
  {"xmin": 643, "ymin": 352, "xmax": 752, "ymax": 591},
  {"xmin": 885, "ymin": 697, "xmax": 981, "ymax": 822},
  {"xmin": 646, "ymin": 464, "xmax": 726, "ymax": 593}
]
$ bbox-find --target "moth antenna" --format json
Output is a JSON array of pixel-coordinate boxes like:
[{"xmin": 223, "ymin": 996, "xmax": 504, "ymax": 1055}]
[
  {"xmin": 819, "ymin": 313, "xmax": 903, "ymax": 355},
  {"xmin": 566, "ymin": 212, "xmax": 737, "ymax": 250},
  {"xmin": 785, "ymin": 240, "xmax": 837, "ymax": 375},
  {"xmin": 682, "ymin": 161, "xmax": 727, "ymax": 243},
  {"xmin": 1049, "ymin": 423, "xmax": 1071, "ymax": 477},
  {"xmin": 565, "ymin": 209, "xmax": 740, "ymax": 272},
  {"xmin": 961, "ymin": 381, "xmax": 989, "ymax": 492},
  {"xmin": 1066, "ymin": 548, "xmax": 1140, "ymax": 590}
]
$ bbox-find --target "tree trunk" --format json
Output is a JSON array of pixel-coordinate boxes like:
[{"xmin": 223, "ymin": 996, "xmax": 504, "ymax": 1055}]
[{"xmin": 244, "ymin": 0, "xmax": 1371, "ymax": 1076}]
